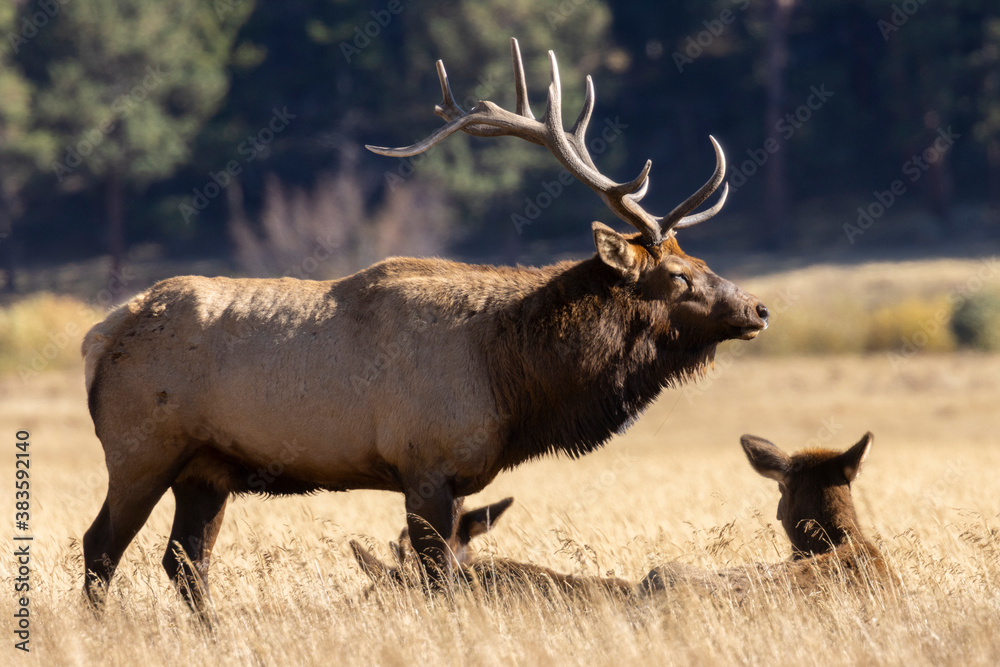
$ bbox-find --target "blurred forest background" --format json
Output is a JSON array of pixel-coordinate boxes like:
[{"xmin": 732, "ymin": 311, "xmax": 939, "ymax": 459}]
[{"xmin": 1, "ymin": 0, "xmax": 999, "ymax": 293}]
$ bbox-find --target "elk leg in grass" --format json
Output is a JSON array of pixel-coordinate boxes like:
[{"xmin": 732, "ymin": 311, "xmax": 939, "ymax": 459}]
[
  {"xmin": 83, "ymin": 474, "xmax": 175, "ymax": 608},
  {"xmin": 162, "ymin": 480, "xmax": 229, "ymax": 613},
  {"xmin": 404, "ymin": 479, "xmax": 460, "ymax": 586}
]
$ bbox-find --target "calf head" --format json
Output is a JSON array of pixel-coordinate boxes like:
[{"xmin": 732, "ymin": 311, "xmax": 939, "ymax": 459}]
[{"xmin": 740, "ymin": 432, "xmax": 873, "ymax": 556}]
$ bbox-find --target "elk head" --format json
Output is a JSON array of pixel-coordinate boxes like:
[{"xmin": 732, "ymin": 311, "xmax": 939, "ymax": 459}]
[
  {"xmin": 367, "ymin": 38, "xmax": 768, "ymax": 344},
  {"xmin": 741, "ymin": 432, "xmax": 873, "ymax": 556}
]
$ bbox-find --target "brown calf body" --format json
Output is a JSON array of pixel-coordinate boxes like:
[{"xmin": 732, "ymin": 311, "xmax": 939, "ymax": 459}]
[
  {"xmin": 642, "ymin": 433, "xmax": 891, "ymax": 598},
  {"xmin": 351, "ymin": 498, "xmax": 634, "ymax": 601}
]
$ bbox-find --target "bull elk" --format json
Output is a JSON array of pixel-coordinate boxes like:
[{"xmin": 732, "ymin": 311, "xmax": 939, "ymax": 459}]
[
  {"xmin": 642, "ymin": 433, "xmax": 892, "ymax": 598},
  {"xmin": 81, "ymin": 38, "xmax": 767, "ymax": 612},
  {"xmin": 351, "ymin": 498, "xmax": 634, "ymax": 601}
]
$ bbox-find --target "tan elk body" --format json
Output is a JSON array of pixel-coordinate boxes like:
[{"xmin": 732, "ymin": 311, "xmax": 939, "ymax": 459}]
[
  {"xmin": 642, "ymin": 432, "xmax": 891, "ymax": 598},
  {"xmin": 81, "ymin": 39, "xmax": 767, "ymax": 612}
]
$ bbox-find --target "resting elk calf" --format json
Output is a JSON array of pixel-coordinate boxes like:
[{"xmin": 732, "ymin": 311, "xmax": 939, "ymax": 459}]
[
  {"xmin": 81, "ymin": 38, "xmax": 767, "ymax": 612},
  {"xmin": 642, "ymin": 432, "xmax": 891, "ymax": 598},
  {"xmin": 351, "ymin": 498, "xmax": 634, "ymax": 601}
]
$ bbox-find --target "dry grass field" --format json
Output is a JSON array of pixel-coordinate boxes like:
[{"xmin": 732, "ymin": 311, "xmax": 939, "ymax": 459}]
[{"xmin": 1, "ymin": 259, "xmax": 999, "ymax": 666}]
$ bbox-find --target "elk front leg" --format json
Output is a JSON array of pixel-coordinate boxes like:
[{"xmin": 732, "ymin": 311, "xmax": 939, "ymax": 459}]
[{"xmin": 403, "ymin": 475, "xmax": 461, "ymax": 588}]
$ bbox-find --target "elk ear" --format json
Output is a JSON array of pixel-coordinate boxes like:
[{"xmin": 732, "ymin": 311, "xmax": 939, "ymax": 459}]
[
  {"xmin": 740, "ymin": 435, "xmax": 791, "ymax": 484},
  {"xmin": 350, "ymin": 540, "xmax": 394, "ymax": 582},
  {"xmin": 839, "ymin": 432, "xmax": 873, "ymax": 483},
  {"xmin": 593, "ymin": 222, "xmax": 640, "ymax": 278},
  {"xmin": 457, "ymin": 497, "xmax": 514, "ymax": 543}
]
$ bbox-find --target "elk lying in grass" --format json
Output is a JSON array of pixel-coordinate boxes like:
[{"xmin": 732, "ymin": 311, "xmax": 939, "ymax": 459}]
[
  {"xmin": 641, "ymin": 432, "xmax": 891, "ymax": 598},
  {"xmin": 81, "ymin": 38, "xmax": 767, "ymax": 612},
  {"xmin": 351, "ymin": 498, "xmax": 635, "ymax": 601}
]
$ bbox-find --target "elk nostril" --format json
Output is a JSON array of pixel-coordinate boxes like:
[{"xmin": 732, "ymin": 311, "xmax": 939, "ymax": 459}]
[{"xmin": 756, "ymin": 303, "xmax": 769, "ymax": 321}]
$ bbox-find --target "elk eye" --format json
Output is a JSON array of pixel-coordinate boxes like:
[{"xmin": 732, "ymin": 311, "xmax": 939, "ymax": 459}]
[{"xmin": 670, "ymin": 273, "xmax": 691, "ymax": 290}]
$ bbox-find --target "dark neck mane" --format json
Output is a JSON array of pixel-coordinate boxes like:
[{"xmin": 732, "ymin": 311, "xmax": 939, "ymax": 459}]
[{"xmin": 487, "ymin": 257, "xmax": 716, "ymax": 470}]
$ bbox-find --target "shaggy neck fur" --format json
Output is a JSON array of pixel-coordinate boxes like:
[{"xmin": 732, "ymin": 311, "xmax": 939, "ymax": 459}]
[{"xmin": 487, "ymin": 256, "xmax": 717, "ymax": 470}]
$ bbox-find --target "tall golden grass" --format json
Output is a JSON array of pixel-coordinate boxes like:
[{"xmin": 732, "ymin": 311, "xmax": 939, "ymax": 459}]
[
  {"xmin": 1, "ymin": 351, "xmax": 998, "ymax": 666},
  {"xmin": 0, "ymin": 294, "xmax": 104, "ymax": 376},
  {"xmin": 0, "ymin": 258, "xmax": 998, "ymax": 665}
]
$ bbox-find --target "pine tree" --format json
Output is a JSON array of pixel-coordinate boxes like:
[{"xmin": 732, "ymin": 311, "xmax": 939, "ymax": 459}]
[
  {"xmin": 0, "ymin": 3, "xmax": 56, "ymax": 292},
  {"xmin": 35, "ymin": 0, "xmax": 252, "ymax": 288}
]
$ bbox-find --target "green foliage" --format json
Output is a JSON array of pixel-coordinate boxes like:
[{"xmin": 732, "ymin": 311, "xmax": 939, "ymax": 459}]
[
  {"xmin": 0, "ymin": 4, "xmax": 56, "ymax": 209},
  {"xmin": 37, "ymin": 0, "xmax": 252, "ymax": 188},
  {"xmin": 951, "ymin": 289, "xmax": 1000, "ymax": 351},
  {"xmin": 4, "ymin": 0, "xmax": 1000, "ymax": 263}
]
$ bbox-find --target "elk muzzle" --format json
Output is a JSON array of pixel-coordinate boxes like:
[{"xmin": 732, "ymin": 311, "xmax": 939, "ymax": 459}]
[{"xmin": 717, "ymin": 280, "xmax": 769, "ymax": 340}]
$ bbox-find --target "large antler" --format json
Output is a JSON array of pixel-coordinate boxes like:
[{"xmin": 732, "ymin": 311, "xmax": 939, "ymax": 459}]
[{"xmin": 366, "ymin": 38, "xmax": 728, "ymax": 245}]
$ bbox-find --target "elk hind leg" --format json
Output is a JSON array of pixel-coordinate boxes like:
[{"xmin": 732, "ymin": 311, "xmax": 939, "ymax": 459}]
[
  {"xmin": 162, "ymin": 480, "xmax": 228, "ymax": 615},
  {"xmin": 83, "ymin": 474, "xmax": 174, "ymax": 609}
]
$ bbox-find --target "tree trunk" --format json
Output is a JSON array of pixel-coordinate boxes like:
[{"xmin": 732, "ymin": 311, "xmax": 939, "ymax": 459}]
[
  {"xmin": 988, "ymin": 139, "xmax": 1000, "ymax": 223},
  {"xmin": 0, "ymin": 191, "xmax": 15, "ymax": 294},
  {"xmin": 924, "ymin": 150, "xmax": 952, "ymax": 231},
  {"xmin": 106, "ymin": 166, "xmax": 125, "ymax": 301},
  {"xmin": 764, "ymin": 0, "xmax": 794, "ymax": 250}
]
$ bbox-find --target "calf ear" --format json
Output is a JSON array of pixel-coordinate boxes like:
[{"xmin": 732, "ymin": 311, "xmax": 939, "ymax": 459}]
[
  {"xmin": 390, "ymin": 528, "xmax": 409, "ymax": 567},
  {"xmin": 740, "ymin": 435, "xmax": 791, "ymax": 484},
  {"xmin": 350, "ymin": 540, "xmax": 394, "ymax": 582},
  {"xmin": 593, "ymin": 222, "xmax": 640, "ymax": 279},
  {"xmin": 840, "ymin": 432, "xmax": 873, "ymax": 483},
  {"xmin": 458, "ymin": 497, "xmax": 515, "ymax": 544}
]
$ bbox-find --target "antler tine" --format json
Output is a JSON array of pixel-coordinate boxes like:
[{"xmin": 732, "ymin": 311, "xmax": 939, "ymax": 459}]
[
  {"xmin": 672, "ymin": 183, "xmax": 729, "ymax": 229},
  {"xmin": 570, "ymin": 76, "xmax": 595, "ymax": 146},
  {"xmin": 436, "ymin": 60, "xmax": 514, "ymax": 139},
  {"xmin": 618, "ymin": 159, "xmax": 652, "ymax": 201},
  {"xmin": 366, "ymin": 113, "xmax": 485, "ymax": 157},
  {"xmin": 568, "ymin": 75, "xmax": 598, "ymax": 173},
  {"xmin": 544, "ymin": 50, "xmax": 562, "ymax": 127},
  {"xmin": 658, "ymin": 136, "xmax": 728, "ymax": 232},
  {"xmin": 510, "ymin": 38, "xmax": 534, "ymax": 120},
  {"xmin": 434, "ymin": 60, "xmax": 465, "ymax": 121}
]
